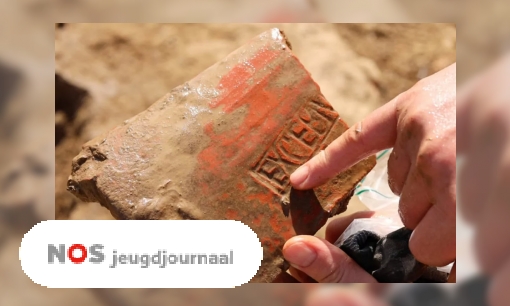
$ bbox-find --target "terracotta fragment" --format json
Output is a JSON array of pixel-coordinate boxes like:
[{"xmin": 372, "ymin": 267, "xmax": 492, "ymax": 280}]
[{"xmin": 67, "ymin": 28, "xmax": 376, "ymax": 283}]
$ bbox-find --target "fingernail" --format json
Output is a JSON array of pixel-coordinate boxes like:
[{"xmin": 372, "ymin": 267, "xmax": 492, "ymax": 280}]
[
  {"xmin": 290, "ymin": 164, "xmax": 309, "ymax": 187},
  {"xmin": 283, "ymin": 240, "xmax": 316, "ymax": 268}
]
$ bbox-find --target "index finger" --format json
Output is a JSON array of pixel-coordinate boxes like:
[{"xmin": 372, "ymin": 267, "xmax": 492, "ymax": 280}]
[
  {"xmin": 290, "ymin": 96, "xmax": 399, "ymax": 190},
  {"xmin": 457, "ymin": 72, "xmax": 483, "ymax": 154}
]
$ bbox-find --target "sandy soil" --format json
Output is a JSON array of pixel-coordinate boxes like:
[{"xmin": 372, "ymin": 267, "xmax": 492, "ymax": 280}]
[{"xmin": 55, "ymin": 23, "xmax": 456, "ymax": 229}]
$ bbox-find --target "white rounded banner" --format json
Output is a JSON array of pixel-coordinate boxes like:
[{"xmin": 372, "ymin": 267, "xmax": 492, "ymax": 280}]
[{"xmin": 20, "ymin": 220, "xmax": 263, "ymax": 288}]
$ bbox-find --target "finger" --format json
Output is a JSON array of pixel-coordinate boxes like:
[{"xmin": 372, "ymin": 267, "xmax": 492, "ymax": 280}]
[
  {"xmin": 290, "ymin": 96, "xmax": 399, "ymax": 190},
  {"xmin": 325, "ymin": 210, "xmax": 375, "ymax": 243},
  {"xmin": 457, "ymin": 73, "xmax": 482, "ymax": 153},
  {"xmin": 288, "ymin": 266, "xmax": 317, "ymax": 283},
  {"xmin": 458, "ymin": 131, "xmax": 505, "ymax": 224},
  {"xmin": 458, "ymin": 54, "xmax": 510, "ymax": 154},
  {"xmin": 283, "ymin": 236, "xmax": 377, "ymax": 283},
  {"xmin": 458, "ymin": 102, "xmax": 509, "ymax": 224},
  {"xmin": 397, "ymin": 167, "xmax": 433, "ymax": 230},
  {"xmin": 409, "ymin": 198, "xmax": 456, "ymax": 267},
  {"xmin": 305, "ymin": 286, "xmax": 388, "ymax": 306},
  {"xmin": 387, "ymin": 144, "xmax": 411, "ymax": 196},
  {"xmin": 488, "ymin": 257, "xmax": 510, "ymax": 306},
  {"xmin": 366, "ymin": 283, "xmax": 391, "ymax": 296},
  {"xmin": 473, "ymin": 159, "xmax": 510, "ymax": 275}
]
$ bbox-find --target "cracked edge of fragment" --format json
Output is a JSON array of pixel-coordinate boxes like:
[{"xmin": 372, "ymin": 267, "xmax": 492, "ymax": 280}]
[
  {"xmin": 280, "ymin": 194, "xmax": 290, "ymax": 217},
  {"xmin": 276, "ymin": 28, "xmax": 292, "ymax": 50}
]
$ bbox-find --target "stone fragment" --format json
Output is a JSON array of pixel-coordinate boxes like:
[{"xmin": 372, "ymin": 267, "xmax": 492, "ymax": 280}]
[{"xmin": 67, "ymin": 28, "xmax": 376, "ymax": 283}]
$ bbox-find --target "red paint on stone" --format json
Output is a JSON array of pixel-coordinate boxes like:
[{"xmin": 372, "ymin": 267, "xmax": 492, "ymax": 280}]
[
  {"xmin": 236, "ymin": 182, "xmax": 246, "ymax": 192},
  {"xmin": 210, "ymin": 48, "xmax": 280, "ymax": 112},
  {"xmin": 253, "ymin": 215, "xmax": 262, "ymax": 227},
  {"xmin": 226, "ymin": 209, "xmax": 239, "ymax": 219}
]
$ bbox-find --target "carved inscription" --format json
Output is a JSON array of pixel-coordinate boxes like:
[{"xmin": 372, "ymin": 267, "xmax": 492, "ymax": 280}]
[{"xmin": 250, "ymin": 99, "xmax": 338, "ymax": 195}]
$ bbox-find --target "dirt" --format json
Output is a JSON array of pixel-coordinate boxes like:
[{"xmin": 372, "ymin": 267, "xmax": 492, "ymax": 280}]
[
  {"xmin": 55, "ymin": 23, "xmax": 456, "ymax": 227},
  {"xmin": 334, "ymin": 24, "xmax": 456, "ymax": 102}
]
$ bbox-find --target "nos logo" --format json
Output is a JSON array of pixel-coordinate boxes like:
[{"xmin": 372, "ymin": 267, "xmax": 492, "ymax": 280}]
[{"xmin": 48, "ymin": 244, "xmax": 105, "ymax": 264}]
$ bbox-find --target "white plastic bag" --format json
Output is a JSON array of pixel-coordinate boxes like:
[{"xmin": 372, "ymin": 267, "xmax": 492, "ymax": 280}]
[
  {"xmin": 336, "ymin": 149, "xmax": 401, "ymax": 245},
  {"xmin": 335, "ymin": 149, "xmax": 453, "ymax": 274}
]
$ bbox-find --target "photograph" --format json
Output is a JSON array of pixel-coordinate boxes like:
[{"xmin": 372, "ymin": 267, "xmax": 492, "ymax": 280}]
[
  {"xmin": 55, "ymin": 23, "xmax": 456, "ymax": 284},
  {"xmin": 0, "ymin": 1, "xmax": 506, "ymax": 301}
]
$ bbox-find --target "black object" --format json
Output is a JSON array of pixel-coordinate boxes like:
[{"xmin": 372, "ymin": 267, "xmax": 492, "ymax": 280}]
[
  {"xmin": 0, "ymin": 60, "xmax": 22, "ymax": 116},
  {"xmin": 389, "ymin": 283, "xmax": 450, "ymax": 306},
  {"xmin": 339, "ymin": 227, "xmax": 449, "ymax": 283},
  {"xmin": 387, "ymin": 275, "xmax": 491, "ymax": 306},
  {"xmin": 451, "ymin": 275, "xmax": 490, "ymax": 306}
]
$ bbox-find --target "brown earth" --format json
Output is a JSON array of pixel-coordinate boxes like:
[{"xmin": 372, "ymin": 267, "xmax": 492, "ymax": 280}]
[{"xmin": 55, "ymin": 23, "xmax": 456, "ymax": 228}]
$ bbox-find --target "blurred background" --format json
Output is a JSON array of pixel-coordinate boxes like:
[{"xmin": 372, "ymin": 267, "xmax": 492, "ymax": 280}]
[{"xmin": 0, "ymin": 0, "xmax": 508, "ymax": 305}]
